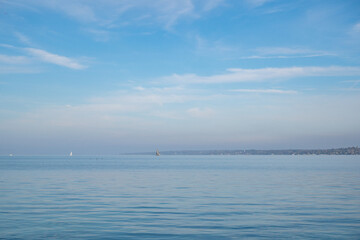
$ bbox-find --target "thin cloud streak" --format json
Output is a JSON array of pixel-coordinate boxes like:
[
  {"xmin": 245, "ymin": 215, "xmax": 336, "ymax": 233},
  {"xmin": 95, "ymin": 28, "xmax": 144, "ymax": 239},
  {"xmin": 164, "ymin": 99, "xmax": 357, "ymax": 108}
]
[
  {"xmin": 166, "ymin": 66, "xmax": 360, "ymax": 84},
  {"xmin": 352, "ymin": 22, "xmax": 360, "ymax": 34},
  {"xmin": 14, "ymin": 32, "xmax": 32, "ymax": 45},
  {"xmin": 0, "ymin": 66, "xmax": 42, "ymax": 74},
  {"xmin": 1, "ymin": 43, "xmax": 87, "ymax": 70},
  {"xmin": 240, "ymin": 54, "xmax": 333, "ymax": 59},
  {"xmin": 245, "ymin": 0, "xmax": 273, "ymax": 8},
  {"xmin": 6, "ymin": 0, "xmax": 225, "ymax": 30},
  {"xmin": 230, "ymin": 89, "xmax": 297, "ymax": 94},
  {"xmin": 0, "ymin": 43, "xmax": 17, "ymax": 49},
  {"xmin": 255, "ymin": 47, "xmax": 330, "ymax": 55},
  {"xmin": 25, "ymin": 48, "xmax": 86, "ymax": 69},
  {"xmin": 0, "ymin": 54, "xmax": 30, "ymax": 64},
  {"xmin": 241, "ymin": 47, "xmax": 335, "ymax": 59},
  {"xmin": 187, "ymin": 107, "xmax": 214, "ymax": 118}
]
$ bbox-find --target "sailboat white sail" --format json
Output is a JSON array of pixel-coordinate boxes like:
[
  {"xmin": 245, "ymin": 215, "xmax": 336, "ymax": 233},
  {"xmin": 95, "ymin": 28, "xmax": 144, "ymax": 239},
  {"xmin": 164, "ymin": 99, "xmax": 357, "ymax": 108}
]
[
  {"xmin": 69, "ymin": 152, "xmax": 73, "ymax": 157},
  {"xmin": 156, "ymin": 149, "xmax": 160, "ymax": 156}
]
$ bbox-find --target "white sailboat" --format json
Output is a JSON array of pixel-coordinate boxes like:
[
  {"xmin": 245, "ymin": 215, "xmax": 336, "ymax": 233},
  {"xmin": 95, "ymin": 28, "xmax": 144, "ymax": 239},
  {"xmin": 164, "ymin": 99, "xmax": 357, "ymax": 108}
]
[
  {"xmin": 69, "ymin": 152, "xmax": 73, "ymax": 157},
  {"xmin": 156, "ymin": 149, "xmax": 160, "ymax": 156}
]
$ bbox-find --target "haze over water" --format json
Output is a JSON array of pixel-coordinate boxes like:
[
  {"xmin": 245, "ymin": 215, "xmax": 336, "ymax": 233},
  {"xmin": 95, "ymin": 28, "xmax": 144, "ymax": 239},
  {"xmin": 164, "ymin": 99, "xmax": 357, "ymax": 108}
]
[{"xmin": 1, "ymin": 155, "xmax": 359, "ymax": 239}]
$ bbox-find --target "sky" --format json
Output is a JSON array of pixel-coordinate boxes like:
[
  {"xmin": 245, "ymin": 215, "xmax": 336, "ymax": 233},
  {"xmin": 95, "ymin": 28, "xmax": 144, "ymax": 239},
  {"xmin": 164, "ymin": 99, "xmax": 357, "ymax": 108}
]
[{"xmin": 0, "ymin": 0, "xmax": 360, "ymax": 154}]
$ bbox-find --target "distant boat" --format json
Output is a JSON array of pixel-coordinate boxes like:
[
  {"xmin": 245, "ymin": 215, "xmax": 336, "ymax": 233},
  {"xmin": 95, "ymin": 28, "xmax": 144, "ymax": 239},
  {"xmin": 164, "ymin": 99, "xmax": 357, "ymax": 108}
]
[
  {"xmin": 9, "ymin": 153, "xmax": 13, "ymax": 157},
  {"xmin": 156, "ymin": 149, "xmax": 160, "ymax": 156},
  {"xmin": 69, "ymin": 152, "xmax": 73, "ymax": 157}
]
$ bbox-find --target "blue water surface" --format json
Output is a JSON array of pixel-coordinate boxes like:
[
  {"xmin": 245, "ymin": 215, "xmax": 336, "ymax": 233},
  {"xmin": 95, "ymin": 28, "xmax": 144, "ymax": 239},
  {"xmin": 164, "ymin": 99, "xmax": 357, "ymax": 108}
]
[{"xmin": 0, "ymin": 155, "xmax": 359, "ymax": 239}]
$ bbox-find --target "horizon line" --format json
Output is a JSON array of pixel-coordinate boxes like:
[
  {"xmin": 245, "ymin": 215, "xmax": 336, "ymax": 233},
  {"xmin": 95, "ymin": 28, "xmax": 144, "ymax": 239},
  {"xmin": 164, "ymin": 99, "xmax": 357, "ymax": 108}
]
[{"xmin": 2, "ymin": 146, "xmax": 359, "ymax": 156}]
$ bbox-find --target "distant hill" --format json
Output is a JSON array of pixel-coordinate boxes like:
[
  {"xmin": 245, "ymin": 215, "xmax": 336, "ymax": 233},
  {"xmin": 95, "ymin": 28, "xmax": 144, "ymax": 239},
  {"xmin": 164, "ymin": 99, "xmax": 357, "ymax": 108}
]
[{"xmin": 133, "ymin": 147, "xmax": 360, "ymax": 155}]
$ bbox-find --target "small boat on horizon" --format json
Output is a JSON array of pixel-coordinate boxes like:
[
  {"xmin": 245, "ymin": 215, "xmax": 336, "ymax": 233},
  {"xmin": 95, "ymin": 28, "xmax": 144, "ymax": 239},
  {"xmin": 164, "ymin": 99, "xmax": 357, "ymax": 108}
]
[
  {"xmin": 69, "ymin": 152, "xmax": 73, "ymax": 157},
  {"xmin": 156, "ymin": 149, "xmax": 160, "ymax": 156}
]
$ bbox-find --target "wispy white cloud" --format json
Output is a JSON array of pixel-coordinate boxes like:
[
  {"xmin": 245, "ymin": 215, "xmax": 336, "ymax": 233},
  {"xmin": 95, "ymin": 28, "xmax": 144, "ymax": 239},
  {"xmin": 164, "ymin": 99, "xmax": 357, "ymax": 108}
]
[
  {"xmin": 134, "ymin": 86, "xmax": 146, "ymax": 91},
  {"xmin": 87, "ymin": 94, "xmax": 187, "ymax": 111},
  {"xmin": 245, "ymin": 0, "xmax": 272, "ymax": 8},
  {"xmin": 230, "ymin": 89, "xmax": 297, "ymax": 94},
  {"xmin": 341, "ymin": 79, "xmax": 360, "ymax": 89},
  {"xmin": 0, "ymin": 44, "xmax": 87, "ymax": 71},
  {"xmin": 164, "ymin": 66, "xmax": 360, "ymax": 84},
  {"xmin": 0, "ymin": 45, "xmax": 38, "ymax": 73},
  {"xmin": 82, "ymin": 86, "xmax": 200, "ymax": 116},
  {"xmin": 0, "ymin": 43, "xmax": 17, "ymax": 49},
  {"xmin": 342, "ymin": 80, "xmax": 360, "ymax": 83},
  {"xmin": 194, "ymin": 34, "xmax": 237, "ymax": 56},
  {"xmin": 241, "ymin": 54, "xmax": 332, "ymax": 59},
  {"xmin": 201, "ymin": 0, "xmax": 225, "ymax": 11},
  {"xmin": 0, "ymin": 54, "xmax": 30, "ymax": 64},
  {"xmin": 256, "ymin": 47, "xmax": 320, "ymax": 55},
  {"xmin": 339, "ymin": 88, "xmax": 360, "ymax": 92},
  {"xmin": 349, "ymin": 21, "xmax": 360, "ymax": 40},
  {"xmin": 14, "ymin": 32, "xmax": 32, "ymax": 45},
  {"xmin": 241, "ymin": 47, "xmax": 335, "ymax": 59},
  {"xmin": 84, "ymin": 28, "xmax": 111, "ymax": 42},
  {"xmin": 353, "ymin": 22, "xmax": 360, "ymax": 33},
  {"xmin": 5, "ymin": 0, "xmax": 224, "ymax": 30},
  {"xmin": 0, "ymin": 66, "xmax": 42, "ymax": 74},
  {"xmin": 31, "ymin": 0, "xmax": 97, "ymax": 23},
  {"xmin": 157, "ymin": 0, "xmax": 194, "ymax": 30},
  {"xmin": 25, "ymin": 48, "xmax": 86, "ymax": 69},
  {"xmin": 187, "ymin": 107, "xmax": 214, "ymax": 117}
]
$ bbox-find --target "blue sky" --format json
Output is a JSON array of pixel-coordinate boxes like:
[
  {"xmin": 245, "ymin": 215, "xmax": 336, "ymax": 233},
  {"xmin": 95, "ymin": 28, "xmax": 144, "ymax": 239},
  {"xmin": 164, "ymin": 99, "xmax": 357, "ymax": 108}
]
[{"xmin": 1, "ymin": 0, "xmax": 360, "ymax": 154}]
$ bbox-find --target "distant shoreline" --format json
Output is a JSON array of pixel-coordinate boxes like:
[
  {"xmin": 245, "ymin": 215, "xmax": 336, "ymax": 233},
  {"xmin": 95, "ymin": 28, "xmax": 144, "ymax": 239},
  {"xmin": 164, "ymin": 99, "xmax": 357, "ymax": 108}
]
[
  {"xmin": 131, "ymin": 147, "xmax": 360, "ymax": 155},
  {"xmin": 2, "ymin": 147, "xmax": 359, "ymax": 156}
]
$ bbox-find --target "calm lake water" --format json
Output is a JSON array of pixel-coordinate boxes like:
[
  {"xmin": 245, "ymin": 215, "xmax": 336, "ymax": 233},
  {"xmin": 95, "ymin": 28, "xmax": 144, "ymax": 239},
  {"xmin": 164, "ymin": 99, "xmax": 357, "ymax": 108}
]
[{"xmin": 0, "ymin": 155, "xmax": 359, "ymax": 239}]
